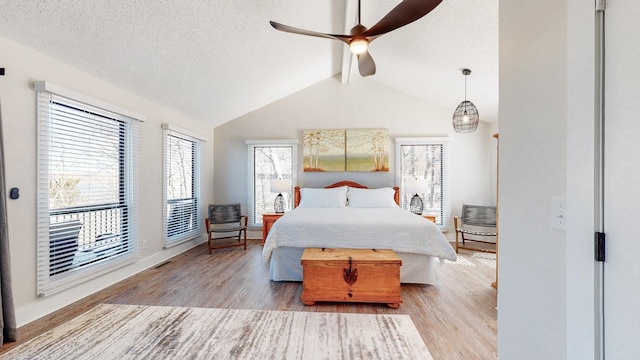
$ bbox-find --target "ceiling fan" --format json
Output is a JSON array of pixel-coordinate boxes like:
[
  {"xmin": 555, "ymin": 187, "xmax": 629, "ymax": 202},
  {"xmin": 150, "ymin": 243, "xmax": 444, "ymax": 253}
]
[{"xmin": 270, "ymin": 0, "xmax": 442, "ymax": 77}]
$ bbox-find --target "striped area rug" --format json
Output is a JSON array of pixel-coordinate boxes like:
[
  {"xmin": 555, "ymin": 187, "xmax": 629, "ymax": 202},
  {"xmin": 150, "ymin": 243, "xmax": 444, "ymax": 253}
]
[{"xmin": 1, "ymin": 304, "xmax": 433, "ymax": 360}]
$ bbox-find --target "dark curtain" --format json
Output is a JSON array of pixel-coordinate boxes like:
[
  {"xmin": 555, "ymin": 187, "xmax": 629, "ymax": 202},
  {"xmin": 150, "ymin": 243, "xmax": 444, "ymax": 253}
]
[{"xmin": 0, "ymin": 97, "xmax": 17, "ymax": 344}]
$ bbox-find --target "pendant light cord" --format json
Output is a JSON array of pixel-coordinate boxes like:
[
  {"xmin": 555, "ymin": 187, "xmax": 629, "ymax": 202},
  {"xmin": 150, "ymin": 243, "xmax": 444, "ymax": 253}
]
[
  {"xmin": 464, "ymin": 73, "xmax": 468, "ymax": 102},
  {"xmin": 462, "ymin": 68, "xmax": 471, "ymax": 102}
]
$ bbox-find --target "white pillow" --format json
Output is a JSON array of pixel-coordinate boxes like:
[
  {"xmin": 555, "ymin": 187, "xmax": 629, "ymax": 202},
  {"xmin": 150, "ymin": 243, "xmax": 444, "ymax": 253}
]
[
  {"xmin": 298, "ymin": 186, "xmax": 348, "ymax": 208},
  {"xmin": 347, "ymin": 187, "xmax": 398, "ymax": 208}
]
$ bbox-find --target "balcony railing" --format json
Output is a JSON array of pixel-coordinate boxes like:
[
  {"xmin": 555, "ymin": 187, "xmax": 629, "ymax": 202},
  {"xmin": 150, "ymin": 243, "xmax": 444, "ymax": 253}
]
[
  {"xmin": 166, "ymin": 197, "xmax": 198, "ymax": 238},
  {"xmin": 49, "ymin": 203, "xmax": 128, "ymax": 276}
]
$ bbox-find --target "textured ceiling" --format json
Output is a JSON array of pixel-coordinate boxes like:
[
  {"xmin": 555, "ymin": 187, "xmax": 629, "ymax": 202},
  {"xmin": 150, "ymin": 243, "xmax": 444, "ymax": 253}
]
[{"xmin": 0, "ymin": 0, "xmax": 498, "ymax": 126}]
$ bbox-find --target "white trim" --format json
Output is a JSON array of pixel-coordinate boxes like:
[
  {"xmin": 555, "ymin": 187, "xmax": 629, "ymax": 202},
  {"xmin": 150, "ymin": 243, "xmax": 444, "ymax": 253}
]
[
  {"xmin": 247, "ymin": 141, "xmax": 298, "ymax": 228},
  {"xmin": 395, "ymin": 137, "xmax": 451, "ymax": 143},
  {"xmin": 35, "ymin": 85, "xmax": 141, "ymax": 296},
  {"xmin": 245, "ymin": 139, "xmax": 299, "ymax": 145},
  {"xmin": 394, "ymin": 137, "xmax": 450, "ymax": 231},
  {"xmin": 15, "ymin": 237, "xmax": 205, "ymax": 327},
  {"xmin": 162, "ymin": 123, "xmax": 207, "ymax": 142},
  {"xmin": 162, "ymin": 126, "xmax": 203, "ymax": 248},
  {"xmin": 33, "ymin": 81, "xmax": 145, "ymax": 122}
]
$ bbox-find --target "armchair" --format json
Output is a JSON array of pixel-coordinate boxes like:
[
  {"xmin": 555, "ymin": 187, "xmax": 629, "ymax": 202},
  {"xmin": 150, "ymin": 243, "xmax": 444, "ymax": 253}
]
[
  {"xmin": 205, "ymin": 203, "xmax": 247, "ymax": 254},
  {"xmin": 454, "ymin": 204, "xmax": 497, "ymax": 253}
]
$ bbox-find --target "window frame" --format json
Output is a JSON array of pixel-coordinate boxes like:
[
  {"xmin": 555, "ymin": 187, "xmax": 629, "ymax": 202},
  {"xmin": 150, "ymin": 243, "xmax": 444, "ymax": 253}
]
[
  {"xmin": 395, "ymin": 137, "xmax": 450, "ymax": 230},
  {"xmin": 246, "ymin": 140, "xmax": 298, "ymax": 228},
  {"xmin": 35, "ymin": 81, "xmax": 144, "ymax": 297},
  {"xmin": 162, "ymin": 124, "xmax": 205, "ymax": 248}
]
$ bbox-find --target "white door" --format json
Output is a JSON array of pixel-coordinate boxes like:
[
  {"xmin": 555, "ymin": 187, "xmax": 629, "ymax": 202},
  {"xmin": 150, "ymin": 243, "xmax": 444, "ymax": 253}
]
[{"xmin": 604, "ymin": 1, "xmax": 640, "ymax": 358}]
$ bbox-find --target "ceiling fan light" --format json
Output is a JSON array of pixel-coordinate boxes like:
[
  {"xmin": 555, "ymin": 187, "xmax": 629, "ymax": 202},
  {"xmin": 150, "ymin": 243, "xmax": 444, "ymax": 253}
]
[{"xmin": 349, "ymin": 38, "xmax": 369, "ymax": 55}]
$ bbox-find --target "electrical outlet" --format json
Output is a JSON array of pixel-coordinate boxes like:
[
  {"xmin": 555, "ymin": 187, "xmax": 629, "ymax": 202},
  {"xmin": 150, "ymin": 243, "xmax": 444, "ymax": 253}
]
[
  {"xmin": 142, "ymin": 239, "xmax": 148, "ymax": 250},
  {"xmin": 551, "ymin": 197, "xmax": 566, "ymax": 231}
]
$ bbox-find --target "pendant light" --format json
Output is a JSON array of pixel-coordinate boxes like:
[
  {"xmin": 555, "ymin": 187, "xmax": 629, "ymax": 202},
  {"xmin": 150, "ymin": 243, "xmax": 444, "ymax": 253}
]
[{"xmin": 452, "ymin": 68, "xmax": 479, "ymax": 133}]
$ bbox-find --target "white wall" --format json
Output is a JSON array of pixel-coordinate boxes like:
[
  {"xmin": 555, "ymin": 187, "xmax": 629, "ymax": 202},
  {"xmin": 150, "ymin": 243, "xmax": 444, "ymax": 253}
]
[
  {"xmin": 566, "ymin": 0, "xmax": 598, "ymax": 358},
  {"xmin": 0, "ymin": 36, "xmax": 214, "ymax": 326},
  {"xmin": 213, "ymin": 76, "xmax": 495, "ymax": 234},
  {"xmin": 499, "ymin": 0, "xmax": 568, "ymax": 359}
]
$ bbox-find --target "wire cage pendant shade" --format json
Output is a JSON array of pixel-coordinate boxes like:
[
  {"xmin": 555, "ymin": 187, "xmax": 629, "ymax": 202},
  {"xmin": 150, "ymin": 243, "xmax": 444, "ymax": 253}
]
[{"xmin": 452, "ymin": 68, "xmax": 479, "ymax": 133}]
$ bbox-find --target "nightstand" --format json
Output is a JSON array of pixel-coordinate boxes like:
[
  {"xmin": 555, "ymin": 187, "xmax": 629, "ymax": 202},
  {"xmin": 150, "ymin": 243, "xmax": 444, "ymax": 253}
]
[
  {"xmin": 422, "ymin": 215, "xmax": 437, "ymax": 223},
  {"xmin": 262, "ymin": 213, "xmax": 284, "ymax": 245}
]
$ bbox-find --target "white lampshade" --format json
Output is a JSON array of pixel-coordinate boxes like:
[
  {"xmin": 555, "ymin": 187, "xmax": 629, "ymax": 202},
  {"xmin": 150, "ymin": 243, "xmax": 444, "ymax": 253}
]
[
  {"xmin": 404, "ymin": 179, "xmax": 428, "ymax": 194},
  {"xmin": 270, "ymin": 179, "xmax": 291, "ymax": 194}
]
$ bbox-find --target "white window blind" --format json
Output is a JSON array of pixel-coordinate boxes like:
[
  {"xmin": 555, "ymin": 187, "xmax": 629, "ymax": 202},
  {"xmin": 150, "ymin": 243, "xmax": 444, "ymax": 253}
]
[
  {"xmin": 35, "ymin": 81, "xmax": 142, "ymax": 296},
  {"xmin": 247, "ymin": 140, "xmax": 297, "ymax": 227},
  {"xmin": 395, "ymin": 138, "xmax": 450, "ymax": 230},
  {"xmin": 162, "ymin": 124, "xmax": 204, "ymax": 247}
]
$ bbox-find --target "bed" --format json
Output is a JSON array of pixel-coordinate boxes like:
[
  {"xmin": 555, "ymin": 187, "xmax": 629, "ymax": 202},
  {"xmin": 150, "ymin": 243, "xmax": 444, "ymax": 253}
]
[{"xmin": 262, "ymin": 181, "xmax": 457, "ymax": 285}]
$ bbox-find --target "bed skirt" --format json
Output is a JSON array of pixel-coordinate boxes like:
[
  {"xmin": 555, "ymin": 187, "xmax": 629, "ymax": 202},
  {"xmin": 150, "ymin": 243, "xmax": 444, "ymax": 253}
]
[{"xmin": 269, "ymin": 247, "xmax": 438, "ymax": 285}]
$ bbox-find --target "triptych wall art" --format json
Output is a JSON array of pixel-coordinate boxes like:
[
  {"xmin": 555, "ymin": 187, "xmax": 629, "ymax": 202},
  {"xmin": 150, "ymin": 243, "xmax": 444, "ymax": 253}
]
[{"xmin": 303, "ymin": 128, "xmax": 389, "ymax": 172}]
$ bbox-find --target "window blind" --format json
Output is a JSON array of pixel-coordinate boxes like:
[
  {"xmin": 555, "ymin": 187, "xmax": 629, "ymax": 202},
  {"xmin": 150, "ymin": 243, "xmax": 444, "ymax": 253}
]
[
  {"xmin": 246, "ymin": 140, "xmax": 297, "ymax": 227},
  {"xmin": 35, "ymin": 82, "xmax": 141, "ymax": 296},
  {"xmin": 162, "ymin": 124, "xmax": 204, "ymax": 248},
  {"xmin": 395, "ymin": 138, "xmax": 450, "ymax": 230}
]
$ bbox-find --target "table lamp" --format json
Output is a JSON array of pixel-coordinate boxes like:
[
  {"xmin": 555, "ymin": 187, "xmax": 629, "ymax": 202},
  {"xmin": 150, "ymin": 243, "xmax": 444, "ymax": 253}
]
[
  {"xmin": 404, "ymin": 179, "xmax": 428, "ymax": 215},
  {"xmin": 270, "ymin": 179, "xmax": 291, "ymax": 213}
]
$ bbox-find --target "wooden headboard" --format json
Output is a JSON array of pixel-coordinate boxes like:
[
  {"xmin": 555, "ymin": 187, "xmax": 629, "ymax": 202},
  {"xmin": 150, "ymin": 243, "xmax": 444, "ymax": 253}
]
[{"xmin": 293, "ymin": 181, "xmax": 400, "ymax": 208}]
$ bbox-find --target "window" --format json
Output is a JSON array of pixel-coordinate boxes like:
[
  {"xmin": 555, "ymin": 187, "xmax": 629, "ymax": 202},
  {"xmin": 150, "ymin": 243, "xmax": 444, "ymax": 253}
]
[
  {"xmin": 35, "ymin": 81, "xmax": 143, "ymax": 296},
  {"xmin": 247, "ymin": 140, "xmax": 297, "ymax": 227},
  {"xmin": 162, "ymin": 124, "xmax": 205, "ymax": 247},
  {"xmin": 395, "ymin": 138, "xmax": 450, "ymax": 230}
]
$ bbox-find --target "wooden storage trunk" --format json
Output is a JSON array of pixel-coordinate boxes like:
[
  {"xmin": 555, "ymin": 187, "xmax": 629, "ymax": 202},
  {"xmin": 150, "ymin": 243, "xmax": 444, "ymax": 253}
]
[{"xmin": 301, "ymin": 248, "xmax": 402, "ymax": 308}]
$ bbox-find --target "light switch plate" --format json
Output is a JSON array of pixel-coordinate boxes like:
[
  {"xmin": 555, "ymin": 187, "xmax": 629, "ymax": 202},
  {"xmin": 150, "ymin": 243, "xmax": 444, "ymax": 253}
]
[{"xmin": 551, "ymin": 197, "xmax": 567, "ymax": 231}]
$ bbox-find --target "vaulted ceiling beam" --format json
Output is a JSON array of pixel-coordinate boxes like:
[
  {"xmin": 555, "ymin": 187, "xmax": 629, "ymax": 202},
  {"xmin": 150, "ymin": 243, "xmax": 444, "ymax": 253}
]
[{"xmin": 341, "ymin": 0, "xmax": 358, "ymax": 84}]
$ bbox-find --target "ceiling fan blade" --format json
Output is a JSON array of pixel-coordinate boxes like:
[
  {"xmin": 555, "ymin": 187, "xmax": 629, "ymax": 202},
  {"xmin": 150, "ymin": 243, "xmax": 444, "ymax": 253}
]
[
  {"xmin": 269, "ymin": 21, "xmax": 351, "ymax": 44},
  {"xmin": 357, "ymin": 51, "xmax": 376, "ymax": 77},
  {"xmin": 363, "ymin": 0, "xmax": 442, "ymax": 38}
]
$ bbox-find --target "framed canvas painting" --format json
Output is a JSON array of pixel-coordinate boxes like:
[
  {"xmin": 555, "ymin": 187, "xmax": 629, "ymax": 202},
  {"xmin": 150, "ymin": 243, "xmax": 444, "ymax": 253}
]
[
  {"xmin": 303, "ymin": 129, "xmax": 345, "ymax": 172},
  {"xmin": 346, "ymin": 128, "xmax": 389, "ymax": 172}
]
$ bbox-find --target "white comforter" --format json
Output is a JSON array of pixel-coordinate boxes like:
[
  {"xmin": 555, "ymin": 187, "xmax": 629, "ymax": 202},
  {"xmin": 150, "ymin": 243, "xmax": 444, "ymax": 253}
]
[{"xmin": 262, "ymin": 207, "xmax": 457, "ymax": 263}]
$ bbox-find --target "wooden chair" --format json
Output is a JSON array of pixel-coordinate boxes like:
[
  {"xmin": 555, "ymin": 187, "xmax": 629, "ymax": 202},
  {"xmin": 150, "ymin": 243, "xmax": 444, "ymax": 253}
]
[
  {"xmin": 205, "ymin": 204, "xmax": 247, "ymax": 254},
  {"xmin": 454, "ymin": 204, "xmax": 497, "ymax": 253}
]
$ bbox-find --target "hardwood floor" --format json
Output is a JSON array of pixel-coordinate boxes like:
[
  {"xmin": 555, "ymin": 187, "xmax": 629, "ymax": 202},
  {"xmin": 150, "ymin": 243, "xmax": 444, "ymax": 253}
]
[{"xmin": 2, "ymin": 240, "xmax": 497, "ymax": 359}]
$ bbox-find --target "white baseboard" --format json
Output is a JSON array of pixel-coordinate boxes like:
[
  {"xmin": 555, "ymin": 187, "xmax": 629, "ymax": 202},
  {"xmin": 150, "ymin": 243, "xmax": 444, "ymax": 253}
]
[{"xmin": 15, "ymin": 239, "xmax": 206, "ymax": 327}]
